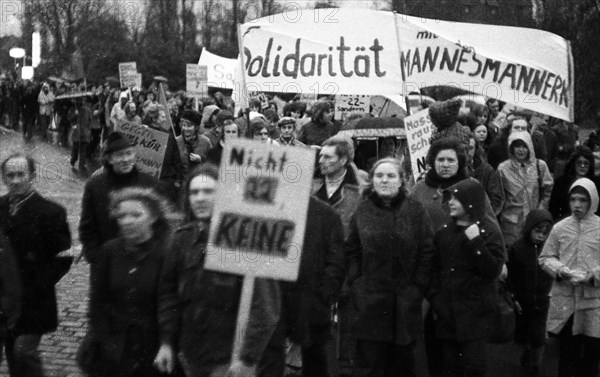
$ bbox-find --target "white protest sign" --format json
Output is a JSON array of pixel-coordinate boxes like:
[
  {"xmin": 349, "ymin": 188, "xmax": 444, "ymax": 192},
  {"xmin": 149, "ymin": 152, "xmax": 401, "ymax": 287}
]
[
  {"xmin": 396, "ymin": 13, "xmax": 574, "ymax": 121},
  {"xmin": 186, "ymin": 64, "xmax": 208, "ymax": 98},
  {"xmin": 335, "ymin": 94, "xmax": 370, "ymax": 120},
  {"xmin": 206, "ymin": 138, "xmax": 315, "ymax": 281},
  {"xmin": 134, "ymin": 73, "xmax": 142, "ymax": 88},
  {"xmin": 116, "ymin": 122, "xmax": 168, "ymax": 179},
  {"xmin": 404, "ymin": 108, "xmax": 434, "ymax": 177},
  {"xmin": 118, "ymin": 62, "xmax": 138, "ymax": 89},
  {"xmin": 240, "ymin": 8, "xmax": 403, "ymax": 98},
  {"xmin": 198, "ymin": 49, "xmax": 238, "ymax": 89}
]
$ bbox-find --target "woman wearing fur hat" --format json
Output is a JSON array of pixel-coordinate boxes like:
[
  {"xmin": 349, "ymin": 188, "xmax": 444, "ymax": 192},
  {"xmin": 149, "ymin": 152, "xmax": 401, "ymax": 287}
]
[
  {"xmin": 539, "ymin": 178, "xmax": 600, "ymax": 377},
  {"xmin": 429, "ymin": 180, "xmax": 505, "ymax": 377},
  {"xmin": 497, "ymin": 131, "xmax": 554, "ymax": 246}
]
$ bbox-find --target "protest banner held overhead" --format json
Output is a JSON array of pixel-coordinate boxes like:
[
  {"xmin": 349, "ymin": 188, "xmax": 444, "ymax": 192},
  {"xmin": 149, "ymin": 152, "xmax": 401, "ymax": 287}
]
[
  {"xmin": 206, "ymin": 138, "xmax": 315, "ymax": 282},
  {"xmin": 198, "ymin": 49, "xmax": 238, "ymax": 89},
  {"xmin": 186, "ymin": 64, "xmax": 208, "ymax": 98},
  {"xmin": 239, "ymin": 9, "xmax": 574, "ymax": 121},
  {"xmin": 116, "ymin": 122, "xmax": 169, "ymax": 179},
  {"xmin": 404, "ymin": 108, "xmax": 434, "ymax": 177}
]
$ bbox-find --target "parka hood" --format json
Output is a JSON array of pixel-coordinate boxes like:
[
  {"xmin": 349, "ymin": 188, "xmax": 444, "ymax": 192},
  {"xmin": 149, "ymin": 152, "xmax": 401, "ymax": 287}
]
[
  {"xmin": 507, "ymin": 131, "xmax": 536, "ymax": 163},
  {"xmin": 569, "ymin": 178, "xmax": 599, "ymax": 218},
  {"xmin": 200, "ymin": 105, "xmax": 220, "ymax": 128},
  {"xmin": 444, "ymin": 179, "xmax": 487, "ymax": 224},
  {"xmin": 522, "ymin": 209, "xmax": 553, "ymax": 237}
]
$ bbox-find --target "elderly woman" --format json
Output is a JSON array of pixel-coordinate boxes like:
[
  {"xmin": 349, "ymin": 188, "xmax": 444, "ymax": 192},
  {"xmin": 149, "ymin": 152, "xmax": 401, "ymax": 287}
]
[
  {"xmin": 81, "ymin": 187, "xmax": 175, "ymax": 377},
  {"xmin": 539, "ymin": 178, "xmax": 600, "ymax": 377},
  {"xmin": 346, "ymin": 157, "xmax": 435, "ymax": 377}
]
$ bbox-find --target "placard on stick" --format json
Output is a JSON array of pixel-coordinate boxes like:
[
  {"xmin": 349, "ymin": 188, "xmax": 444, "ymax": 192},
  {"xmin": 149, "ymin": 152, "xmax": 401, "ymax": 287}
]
[
  {"xmin": 404, "ymin": 108, "xmax": 434, "ymax": 177},
  {"xmin": 116, "ymin": 122, "xmax": 169, "ymax": 179},
  {"xmin": 205, "ymin": 138, "xmax": 314, "ymax": 281},
  {"xmin": 186, "ymin": 64, "xmax": 208, "ymax": 98},
  {"xmin": 335, "ymin": 94, "xmax": 370, "ymax": 121},
  {"xmin": 118, "ymin": 62, "xmax": 138, "ymax": 89}
]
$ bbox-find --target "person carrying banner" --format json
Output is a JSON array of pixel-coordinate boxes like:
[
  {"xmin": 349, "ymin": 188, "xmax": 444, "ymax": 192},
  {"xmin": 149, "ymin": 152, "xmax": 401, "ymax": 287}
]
[{"xmin": 154, "ymin": 164, "xmax": 281, "ymax": 377}]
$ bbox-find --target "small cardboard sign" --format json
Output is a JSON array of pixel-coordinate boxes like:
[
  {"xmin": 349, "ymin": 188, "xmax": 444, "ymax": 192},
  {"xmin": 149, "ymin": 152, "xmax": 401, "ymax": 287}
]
[
  {"xmin": 119, "ymin": 62, "xmax": 138, "ymax": 89},
  {"xmin": 186, "ymin": 64, "xmax": 208, "ymax": 98},
  {"xmin": 404, "ymin": 108, "xmax": 434, "ymax": 177},
  {"xmin": 335, "ymin": 94, "xmax": 370, "ymax": 121},
  {"xmin": 116, "ymin": 122, "xmax": 168, "ymax": 179},
  {"xmin": 206, "ymin": 138, "xmax": 315, "ymax": 281}
]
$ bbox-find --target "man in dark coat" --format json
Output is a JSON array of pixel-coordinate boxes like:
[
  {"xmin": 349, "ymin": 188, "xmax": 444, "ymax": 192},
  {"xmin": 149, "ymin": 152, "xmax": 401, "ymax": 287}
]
[
  {"xmin": 78, "ymin": 131, "xmax": 163, "ymax": 264},
  {"xmin": 0, "ymin": 153, "xmax": 71, "ymax": 377}
]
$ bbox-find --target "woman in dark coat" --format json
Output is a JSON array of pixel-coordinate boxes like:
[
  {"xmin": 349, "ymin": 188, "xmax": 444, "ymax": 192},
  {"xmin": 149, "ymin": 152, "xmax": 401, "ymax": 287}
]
[
  {"xmin": 346, "ymin": 157, "xmax": 435, "ymax": 377},
  {"xmin": 83, "ymin": 187, "xmax": 174, "ymax": 377},
  {"xmin": 429, "ymin": 179, "xmax": 506, "ymax": 377},
  {"xmin": 549, "ymin": 146, "xmax": 599, "ymax": 221}
]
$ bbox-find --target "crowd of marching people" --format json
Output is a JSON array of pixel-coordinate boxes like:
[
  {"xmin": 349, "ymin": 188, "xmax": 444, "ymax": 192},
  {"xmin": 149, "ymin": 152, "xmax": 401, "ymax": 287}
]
[{"xmin": 0, "ymin": 78, "xmax": 600, "ymax": 377}]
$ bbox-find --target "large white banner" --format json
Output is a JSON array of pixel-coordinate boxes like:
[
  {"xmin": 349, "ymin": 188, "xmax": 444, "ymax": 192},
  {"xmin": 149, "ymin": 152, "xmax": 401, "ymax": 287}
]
[
  {"xmin": 396, "ymin": 14, "xmax": 574, "ymax": 122},
  {"xmin": 239, "ymin": 9, "xmax": 574, "ymax": 121},
  {"xmin": 240, "ymin": 8, "xmax": 403, "ymax": 98},
  {"xmin": 198, "ymin": 49, "xmax": 238, "ymax": 89}
]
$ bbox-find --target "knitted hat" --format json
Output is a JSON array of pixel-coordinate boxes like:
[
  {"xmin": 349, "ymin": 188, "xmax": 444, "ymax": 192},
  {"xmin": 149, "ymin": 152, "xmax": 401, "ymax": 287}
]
[
  {"xmin": 429, "ymin": 99, "xmax": 462, "ymax": 129},
  {"xmin": 443, "ymin": 179, "xmax": 487, "ymax": 224},
  {"xmin": 103, "ymin": 131, "xmax": 133, "ymax": 155},
  {"xmin": 180, "ymin": 110, "xmax": 202, "ymax": 126}
]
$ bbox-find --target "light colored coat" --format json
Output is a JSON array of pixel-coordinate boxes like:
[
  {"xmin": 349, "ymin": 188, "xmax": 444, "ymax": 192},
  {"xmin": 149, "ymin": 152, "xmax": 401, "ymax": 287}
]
[
  {"xmin": 497, "ymin": 131, "xmax": 554, "ymax": 245},
  {"xmin": 539, "ymin": 178, "xmax": 600, "ymax": 338}
]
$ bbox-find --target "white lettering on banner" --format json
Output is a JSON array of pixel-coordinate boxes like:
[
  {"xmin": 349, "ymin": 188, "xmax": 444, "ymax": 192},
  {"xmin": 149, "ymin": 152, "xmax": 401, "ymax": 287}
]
[
  {"xmin": 404, "ymin": 109, "xmax": 433, "ymax": 177},
  {"xmin": 116, "ymin": 123, "xmax": 168, "ymax": 179},
  {"xmin": 206, "ymin": 139, "xmax": 315, "ymax": 281}
]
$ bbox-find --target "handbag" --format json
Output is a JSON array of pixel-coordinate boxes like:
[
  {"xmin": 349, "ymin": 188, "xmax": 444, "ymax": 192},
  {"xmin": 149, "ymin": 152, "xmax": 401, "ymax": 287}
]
[{"xmin": 488, "ymin": 280, "xmax": 516, "ymax": 344}]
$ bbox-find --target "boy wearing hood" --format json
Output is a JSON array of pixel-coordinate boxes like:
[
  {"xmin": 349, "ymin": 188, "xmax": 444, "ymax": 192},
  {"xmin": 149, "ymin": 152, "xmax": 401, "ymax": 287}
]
[
  {"xmin": 429, "ymin": 180, "xmax": 505, "ymax": 377},
  {"xmin": 539, "ymin": 178, "xmax": 600, "ymax": 377},
  {"xmin": 497, "ymin": 131, "xmax": 554, "ymax": 246},
  {"xmin": 506, "ymin": 209, "xmax": 554, "ymax": 376}
]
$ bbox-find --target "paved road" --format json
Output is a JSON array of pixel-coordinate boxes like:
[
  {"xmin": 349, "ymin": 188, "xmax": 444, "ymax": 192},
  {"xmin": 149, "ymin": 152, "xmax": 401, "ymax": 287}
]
[{"xmin": 0, "ymin": 126, "xmax": 595, "ymax": 377}]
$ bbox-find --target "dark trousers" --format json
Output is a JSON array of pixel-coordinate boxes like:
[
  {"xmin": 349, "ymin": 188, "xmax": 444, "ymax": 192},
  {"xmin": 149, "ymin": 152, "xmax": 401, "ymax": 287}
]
[
  {"xmin": 38, "ymin": 114, "xmax": 51, "ymax": 138},
  {"xmin": 301, "ymin": 343, "xmax": 329, "ymax": 377},
  {"xmin": 87, "ymin": 128, "xmax": 102, "ymax": 158},
  {"xmin": 441, "ymin": 339, "xmax": 487, "ymax": 377},
  {"xmin": 71, "ymin": 141, "xmax": 88, "ymax": 169},
  {"xmin": 425, "ymin": 307, "xmax": 443, "ymax": 377},
  {"xmin": 557, "ymin": 316, "xmax": 600, "ymax": 377},
  {"xmin": 4, "ymin": 333, "xmax": 44, "ymax": 377},
  {"xmin": 22, "ymin": 114, "xmax": 35, "ymax": 140},
  {"xmin": 353, "ymin": 339, "xmax": 416, "ymax": 377}
]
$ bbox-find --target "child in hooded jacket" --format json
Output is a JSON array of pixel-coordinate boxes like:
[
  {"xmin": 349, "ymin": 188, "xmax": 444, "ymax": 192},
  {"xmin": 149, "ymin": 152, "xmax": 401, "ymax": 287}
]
[
  {"xmin": 429, "ymin": 180, "xmax": 506, "ymax": 377},
  {"xmin": 506, "ymin": 209, "xmax": 554, "ymax": 376}
]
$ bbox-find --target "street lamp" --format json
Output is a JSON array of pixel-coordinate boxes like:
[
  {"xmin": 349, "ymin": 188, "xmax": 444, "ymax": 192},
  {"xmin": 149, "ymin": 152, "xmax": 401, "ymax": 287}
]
[{"xmin": 9, "ymin": 47, "xmax": 26, "ymax": 70}]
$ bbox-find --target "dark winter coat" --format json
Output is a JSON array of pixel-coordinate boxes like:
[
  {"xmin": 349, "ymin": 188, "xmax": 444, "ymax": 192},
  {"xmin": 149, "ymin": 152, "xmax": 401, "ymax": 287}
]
[
  {"xmin": 88, "ymin": 236, "xmax": 166, "ymax": 376},
  {"xmin": 506, "ymin": 209, "xmax": 554, "ymax": 311},
  {"xmin": 0, "ymin": 192, "xmax": 71, "ymax": 334},
  {"xmin": 297, "ymin": 120, "xmax": 337, "ymax": 147},
  {"xmin": 79, "ymin": 166, "xmax": 163, "ymax": 263},
  {"xmin": 346, "ymin": 191, "xmax": 435, "ymax": 344},
  {"xmin": 68, "ymin": 103, "xmax": 93, "ymax": 143},
  {"xmin": 147, "ymin": 126, "xmax": 184, "ymax": 198},
  {"xmin": 0, "ymin": 228, "xmax": 22, "ymax": 332},
  {"xmin": 283, "ymin": 197, "xmax": 345, "ymax": 346},
  {"xmin": 158, "ymin": 222, "xmax": 280, "ymax": 373},
  {"xmin": 429, "ymin": 180, "xmax": 506, "ymax": 342},
  {"xmin": 471, "ymin": 154, "xmax": 505, "ymax": 216}
]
